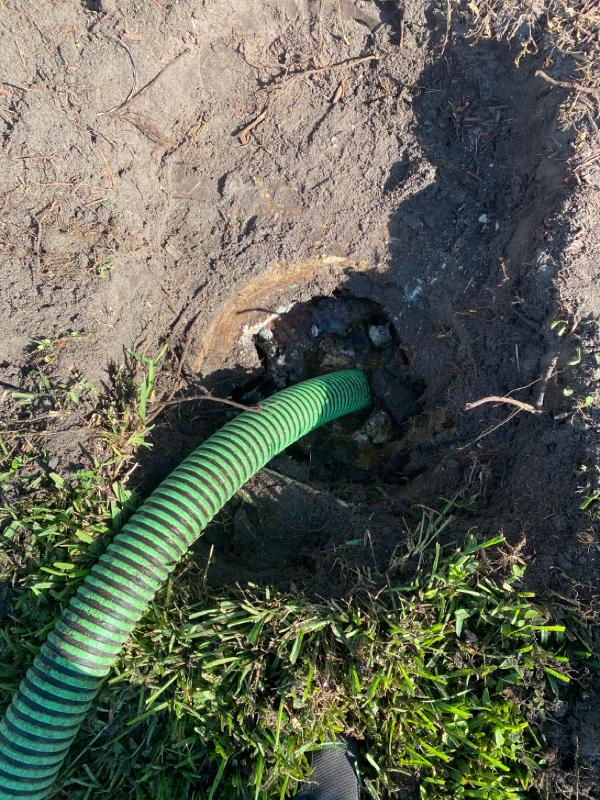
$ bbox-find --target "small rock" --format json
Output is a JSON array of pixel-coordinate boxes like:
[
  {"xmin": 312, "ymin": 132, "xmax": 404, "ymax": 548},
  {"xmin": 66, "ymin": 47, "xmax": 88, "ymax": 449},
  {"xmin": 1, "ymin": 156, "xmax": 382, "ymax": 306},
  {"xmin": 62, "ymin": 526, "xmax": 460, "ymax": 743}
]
[
  {"xmin": 97, "ymin": 0, "xmax": 117, "ymax": 12},
  {"xmin": 256, "ymin": 327, "xmax": 273, "ymax": 341},
  {"xmin": 368, "ymin": 324, "xmax": 392, "ymax": 347},
  {"xmin": 354, "ymin": 409, "xmax": 394, "ymax": 445},
  {"xmin": 310, "ymin": 324, "xmax": 319, "ymax": 338},
  {"xmin": 478, "ymin": 213, "xmax": 489, "ymax": 224}
]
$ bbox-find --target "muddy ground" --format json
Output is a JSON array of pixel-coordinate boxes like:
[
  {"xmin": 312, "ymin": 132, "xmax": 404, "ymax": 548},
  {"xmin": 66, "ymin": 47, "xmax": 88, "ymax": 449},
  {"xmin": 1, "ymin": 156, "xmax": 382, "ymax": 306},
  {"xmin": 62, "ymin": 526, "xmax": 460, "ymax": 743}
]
[{"xmin": 1, "ymin": 0, "xmax": 599, "ymax": 796}]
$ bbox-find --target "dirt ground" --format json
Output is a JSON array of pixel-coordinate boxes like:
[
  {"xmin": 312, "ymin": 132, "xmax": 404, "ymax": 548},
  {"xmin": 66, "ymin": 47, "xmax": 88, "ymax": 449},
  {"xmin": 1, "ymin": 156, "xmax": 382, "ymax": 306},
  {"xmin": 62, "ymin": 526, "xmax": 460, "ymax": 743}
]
[{"xmin": 1, "ymin": 0, "xmax": 599, "ymax": 796}]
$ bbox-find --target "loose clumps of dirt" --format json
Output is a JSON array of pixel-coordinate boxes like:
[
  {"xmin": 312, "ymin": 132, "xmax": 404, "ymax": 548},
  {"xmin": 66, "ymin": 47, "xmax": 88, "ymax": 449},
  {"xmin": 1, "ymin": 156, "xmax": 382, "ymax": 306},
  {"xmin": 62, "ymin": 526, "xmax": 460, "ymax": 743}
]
[{"xmin": 1, "ymin": 1, "xmax": 599, "ymax": 797}]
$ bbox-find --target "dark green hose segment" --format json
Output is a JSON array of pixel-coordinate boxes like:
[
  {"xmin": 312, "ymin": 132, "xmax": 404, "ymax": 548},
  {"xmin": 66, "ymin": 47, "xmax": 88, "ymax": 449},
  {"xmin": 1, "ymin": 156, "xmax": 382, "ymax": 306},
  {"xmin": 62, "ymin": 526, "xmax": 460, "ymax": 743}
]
[{"xmin": 0, "ymin": 369, "xmax": 371, "ymax": 799}]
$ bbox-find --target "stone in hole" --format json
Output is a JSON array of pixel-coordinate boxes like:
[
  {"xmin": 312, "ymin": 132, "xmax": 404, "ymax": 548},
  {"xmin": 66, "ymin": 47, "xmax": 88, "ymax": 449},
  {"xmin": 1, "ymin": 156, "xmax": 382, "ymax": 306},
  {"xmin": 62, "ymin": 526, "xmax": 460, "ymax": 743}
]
[{"xmin": 239, "ymin": 293, "xmax": 425, "ymax": 483}]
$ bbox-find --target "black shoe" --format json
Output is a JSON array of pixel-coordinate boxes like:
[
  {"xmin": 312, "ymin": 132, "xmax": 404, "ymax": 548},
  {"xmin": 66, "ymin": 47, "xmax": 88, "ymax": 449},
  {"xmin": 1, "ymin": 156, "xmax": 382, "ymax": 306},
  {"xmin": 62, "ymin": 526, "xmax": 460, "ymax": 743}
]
[{"xmin": 295, "ymin": 743, "xmax": 360, "ymax": 800}]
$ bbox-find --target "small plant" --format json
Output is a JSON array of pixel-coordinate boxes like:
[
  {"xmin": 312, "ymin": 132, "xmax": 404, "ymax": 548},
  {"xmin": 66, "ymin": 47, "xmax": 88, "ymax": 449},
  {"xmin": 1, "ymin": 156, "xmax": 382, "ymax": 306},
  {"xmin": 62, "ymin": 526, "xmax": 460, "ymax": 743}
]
[
  {"xmin": 32, "ymin": 331, "xmax": 83, "ymax": 365},
  {"xmin": 93, "ymin": 345, "xmax": 167, "ymax": 465},
  {"xmin": 95, "ymin": 258, "xmax": 115, "ymax": 279}
]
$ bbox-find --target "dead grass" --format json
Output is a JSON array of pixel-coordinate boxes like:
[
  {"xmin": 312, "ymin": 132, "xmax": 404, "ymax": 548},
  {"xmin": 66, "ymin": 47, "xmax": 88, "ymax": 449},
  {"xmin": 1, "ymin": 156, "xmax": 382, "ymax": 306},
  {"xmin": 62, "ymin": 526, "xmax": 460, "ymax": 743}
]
[{"xmin": 460, "ymin": 0, "xmax": 600, "ymax": 143}]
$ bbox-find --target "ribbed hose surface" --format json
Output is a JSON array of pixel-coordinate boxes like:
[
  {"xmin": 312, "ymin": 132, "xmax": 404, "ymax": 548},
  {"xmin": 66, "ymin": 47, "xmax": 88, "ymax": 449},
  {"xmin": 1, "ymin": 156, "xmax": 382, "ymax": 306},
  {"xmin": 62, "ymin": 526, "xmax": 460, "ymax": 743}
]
[{"xmin": 0, "ymin": 370, "xmax": 371, "ymax": 800}]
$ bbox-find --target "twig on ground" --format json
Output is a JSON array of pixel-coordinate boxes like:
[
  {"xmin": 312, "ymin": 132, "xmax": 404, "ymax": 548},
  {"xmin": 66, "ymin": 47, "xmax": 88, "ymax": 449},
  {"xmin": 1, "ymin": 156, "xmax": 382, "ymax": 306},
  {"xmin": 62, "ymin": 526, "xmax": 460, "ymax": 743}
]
[
  {"xmin": 331, "ymin": 81, "xmax": 345, "ymax": 104},
  {"xmin": 535, "ymin": 69, "xmax": 600, "ymax": 97},
  {"xmin": 101, "ymin": 38, "xmax": 138, "ymax": 114},
  {"xmin": 535, "ymin": 355, "xmax": 559, "ymax": 410},
  {"xmin": 156, "ymin": 390, "xmax": 260, "ymax": 413},
  {"xmin": 459, "ymin": 408, "xmax": 521, "ymax": 451},
  {"xmin": 284, "ymin": 53, "xmax": 379, "ymax": 82},
  {"xmin": 465, "ymin": 395, "xmax": 541, "ymax": 414},
  {"xmin": 262, "ymin": 467, "xmax": 353, "ymax": 509},
  {"xmin": 237, "ymin": 53, "xmax": 379, "ymax": 145},
  {"xmin": 440, "ymin": 0, "xmax": 451, "ymax": 54},
  {"xmin": 106, "ymin": 48, "xmax": 190, "ymax": 115},
  {"xmin": 238, "ymin": 108, "xmax": 269, "ymax": 145}
]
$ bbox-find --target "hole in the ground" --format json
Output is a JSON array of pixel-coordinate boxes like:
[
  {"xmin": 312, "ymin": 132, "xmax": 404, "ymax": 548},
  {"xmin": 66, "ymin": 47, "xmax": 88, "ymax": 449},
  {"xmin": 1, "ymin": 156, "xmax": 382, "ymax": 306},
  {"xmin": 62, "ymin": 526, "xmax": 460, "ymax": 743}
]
[{"xmin": 231, "ymin": 292, "xmax": 426, "ymax": 484}]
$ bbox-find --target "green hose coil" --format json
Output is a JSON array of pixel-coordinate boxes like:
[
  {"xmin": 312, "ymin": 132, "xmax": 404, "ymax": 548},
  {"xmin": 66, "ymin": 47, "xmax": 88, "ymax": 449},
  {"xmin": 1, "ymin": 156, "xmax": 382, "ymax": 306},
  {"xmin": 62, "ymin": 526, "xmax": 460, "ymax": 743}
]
[{"xmin": 0, "ymin": 369, "xmax": 371, "ymax": 799}]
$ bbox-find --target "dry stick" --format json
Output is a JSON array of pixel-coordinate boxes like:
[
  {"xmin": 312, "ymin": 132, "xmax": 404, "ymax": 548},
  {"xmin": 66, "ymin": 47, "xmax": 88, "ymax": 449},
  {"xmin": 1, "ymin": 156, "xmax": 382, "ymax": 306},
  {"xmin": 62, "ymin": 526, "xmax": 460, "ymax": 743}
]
[
  {"xmin": 458, "ymin": 408, "xmax": 520, "ymax": 451},
  {"xmin": 440, "ymin": 0, "xmax": 451, "ymax": 55},
  {"xmin": 107, "ymin": 48, "xmax": 191, "ymax": 115},
  {"xmin": 535, "ymin": 69, "xmax": 600, "ymax": 97},
  {"xmin": 238, "ymin": 108, "xmax": 269, "ymax": 146},
  {"xmin": 262, "ymin": 467, "xmax": 352, "ymax": 509},
  {"xmin": 285, "ymin": 53, "xmax": 379, "ymax": 81},
  {"xmin": 465, "ymin": 395, "xmax": 541, "ymax": 414},
  {"xmin": 146, "ymin": 308, "xmax": 211, "ymax": 424},
  {"xmin": 238, "ymin": 53, "xmax": 379, "ymax": 144},
  {"xmin": 157, "ymin": 391, "xmax": 260, "ymax": 413},
  {"xmin": 535, "ymin": 355, "xmax": 559, "ymax": 410},
  {"xmin": 100, "ymin": 38, "xmax": 138, "ymax": 115}
]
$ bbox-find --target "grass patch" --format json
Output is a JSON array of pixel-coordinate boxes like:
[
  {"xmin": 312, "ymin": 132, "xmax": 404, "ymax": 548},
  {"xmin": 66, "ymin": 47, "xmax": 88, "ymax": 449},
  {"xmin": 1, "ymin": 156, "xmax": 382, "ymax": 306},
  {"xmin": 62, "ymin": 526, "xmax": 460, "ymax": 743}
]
[{"xmin": 0, "ymin": 354, "xmax": 585, "ymax": 798}]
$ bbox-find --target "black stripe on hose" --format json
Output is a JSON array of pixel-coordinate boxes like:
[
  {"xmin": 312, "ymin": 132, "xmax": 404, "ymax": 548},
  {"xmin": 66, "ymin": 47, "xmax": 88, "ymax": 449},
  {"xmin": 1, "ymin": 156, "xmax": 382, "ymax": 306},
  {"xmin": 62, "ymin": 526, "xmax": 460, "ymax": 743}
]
[
  {"xmin": 225, "ymin": 421, "xmax": 267, "ymax": 470},
  {"xmin": 0, "ymin": 767, "xmax": 54, "ymax": 788},
  {"xmin": 22, "ymin": 677, "xmax": 90, "ymax": 709},
  {"xmin": 163, "ymin": 470, "xmax": 219, "ymax": 518},
  {"xmin": 60, "ymin": 609, "xmax": 123, "ymax": 645},
  {"xmin": 263, "ymin": 396, "xmax": 304, "ymax": 442},
  {"xmin": 55, "ymin": 618, "xmax": 122, "ymax": 655},
  {"xmin": 95, "ymin": 555, "xmax": 158, "ymax": 595},
  {"xmin": 238, "ymin": 415, "xmax": 278, "ymax": 460},
  {"xmin": 70, "ymin": 592, "xmax": 133, "ymax": 628},
  {"xmin": 180, "ymin": 455, "xmax": 233, "ymax": 500},
  {"xmin": 221, "ymin": 421, "xmax": 262, "ymax": 469},
  {"xmin": 136, "ymin": 503, "xmax": 193, "ymax": 548},
  {"xmin": 329, "ymin": 381, "xmax": 351, "ymax": 416},
  {"xmin": 329, "ymin": 378, "xmax": 353, "ymax": 412},
  {"xmin": 242, "ymin": 411, "xmax": 280, "ymax": 445},
  {"xmin": 0, "ymin": 747, "xmax": 62, "ymax": 772},
  {"xmin": 247, "ymin": 414, "xmax": 294, "ymax": 459},
  {"xmin": 80, "ymin": 581, "xmax": 144, "ymax": 621},
  {"xmin": 45, "ymin": 638, "xmax": 109, "ymax": 674},
  {"xmin": 112, "ymin": 538, "xmax": 169, "ymax": 574},
  {"xmin": 157, "ymin": 481, "xmax": 215, "ymax": 527},
  {"xmin": 257, "ymin": 405, "xmax": 293, "ymax": 449},
  {"xmin": 278, "ymin": 389, "xmax": 315, "ymax": 427},
  {"xmin": 3, "ymin": 714, "xmax": 74, "ymax": 745},
  {"xmin": 17, "ymin": 691, "xmax": 86, "ymax": 721},
  {"xmin": 143, "ymin": 496, "xmax": 198, "ymax": 541},
  {"xmin": 0, "ymin": 780, "xmax": 53, "ymax": 797},
  {"xmin": 280, "ymin": 385, "xmax": 319, "ymax": 424},
  {"xmin": 64, "ymin": 604, "xmax": 127, "ymax": 639},
  {"xmin": 209, "ymin": 434, "xmax": 255, "ymax": 480},
  {"xmin": 0, "ymin": 782, "xmax": 53, "ymax": 798},
  {"xmin": 125, "ymin": 519, "xmax": 185, "ymax": 558},
  {"xmin": 295, "ymin": 386, "xmax": 324, "ymax": 424},
  {"xmin": 173, "ymin": 466, "xmax": 223, "ymax": 515},
  {"xmin": 120, "ymin": 524, "xmax": 182, "ymax": 563},
  {"xmin": 164, "ymin": 472, "xmax": 221, "ymax": 516},
  {"xmin": 28, "ymin": 667, "xmax": 96, "ymax": 705},
  {"xmin": 10, "ymin": 703, "xmax": 81, "ymax": 741},
  {"xmin": 85, "ymin": 571, "xmax": 147, "ymax": 608},
  {"xmin": 256, "ymin": 405, "xmax": 289, "ymax": 445},
  {"xmin": 332, "ymin": 382, "xmax": 352, "ymax": 417},
  {"xmin": 102, "ymin": 548, "xmax": 165, "ymax": 585},
  {"xmin": 200, "ymin": 442, "xmax": 246, "ymax": 485},
  {"xmin": 0, "ymin": 729, "xmax": 68, "ymax": 762},
  {"xmin": 150, "ymin": 488, "xmax": 205, "ymax": 530},
  {"xmin": 36, "ymin": 651, "xmax": 99, "ymax": 687}
]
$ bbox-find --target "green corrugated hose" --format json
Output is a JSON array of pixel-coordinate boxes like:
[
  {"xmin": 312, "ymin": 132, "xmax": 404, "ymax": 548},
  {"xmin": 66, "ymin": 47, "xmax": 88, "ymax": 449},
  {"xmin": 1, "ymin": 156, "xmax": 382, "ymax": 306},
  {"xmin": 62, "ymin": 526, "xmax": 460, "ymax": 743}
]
[{"xmin": 0, "ymin": 369, "xmax": 371, "ymax": 799}]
